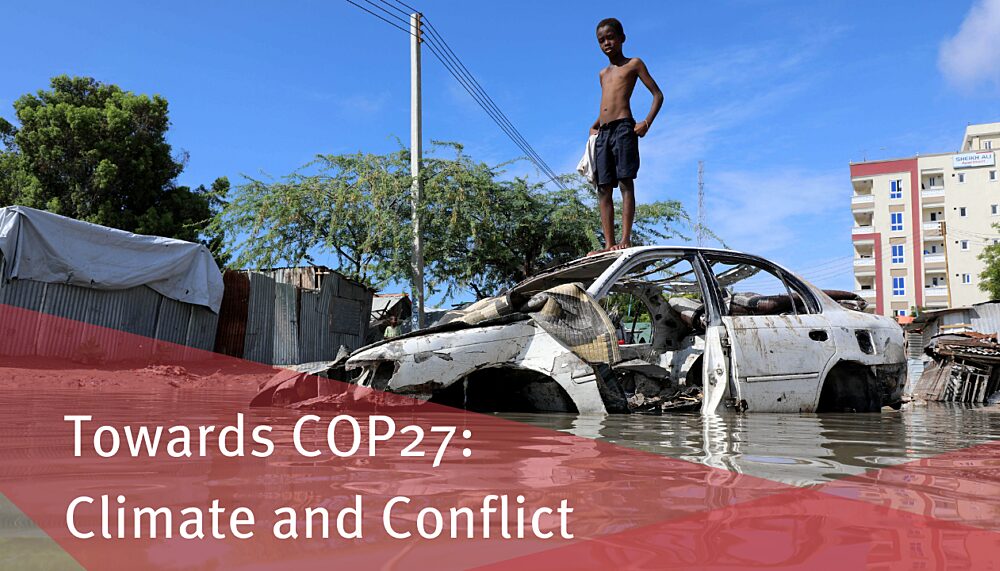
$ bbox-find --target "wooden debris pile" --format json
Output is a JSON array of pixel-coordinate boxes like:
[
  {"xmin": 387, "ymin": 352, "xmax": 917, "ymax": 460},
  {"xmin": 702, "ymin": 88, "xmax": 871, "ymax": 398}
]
[{"xmin": 912, "ymin": 333, "xmax": 1000, "ymax": 403}]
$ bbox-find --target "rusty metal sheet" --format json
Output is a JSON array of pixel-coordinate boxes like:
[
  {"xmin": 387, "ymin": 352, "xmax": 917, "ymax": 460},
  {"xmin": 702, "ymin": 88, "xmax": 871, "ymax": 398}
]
[
  {"xmin": 214, "ymin": 271, "xmax": 250, "ymax": 358},
  {"xmin": 272, "ymin": 282, "xmax": 300, "ymax": 366},
  {"xmin": 243, "ymin": 272, "xmax": 275, "ymax": 364}
]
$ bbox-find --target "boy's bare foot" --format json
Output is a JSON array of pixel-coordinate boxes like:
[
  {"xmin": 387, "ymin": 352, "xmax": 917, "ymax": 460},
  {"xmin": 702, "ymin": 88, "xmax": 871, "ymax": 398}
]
[
  {"xmin": 610, "ymin": 240, "xmax": 631, "ymax": 251},
  {"xmin": 587, "ymin": 246, "xmax": 613, "ymax": 256}
]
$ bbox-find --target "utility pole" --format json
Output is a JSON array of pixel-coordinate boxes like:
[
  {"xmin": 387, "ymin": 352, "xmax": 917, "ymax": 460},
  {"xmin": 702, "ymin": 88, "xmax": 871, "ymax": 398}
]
[
  {"xmin": 697, "ymin": 160, "xmax": 705, "ymax": 246},
  {"xmin": 410, "ymin": 12, "xmax": 426, "ymax": 329}
]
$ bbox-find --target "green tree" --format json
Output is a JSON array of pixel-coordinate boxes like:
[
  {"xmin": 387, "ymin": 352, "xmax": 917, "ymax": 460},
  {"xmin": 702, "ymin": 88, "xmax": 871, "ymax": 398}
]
[
  {"xmin": 0, "ymin": 75, "xmax": 220, "ymax": 242},
  {"xmin": 209, "ymin": 150, "xmax": 413, "ymax": 285},
  {"xmin": 213, "ymin": 144, "xmax": 695, "ymax": 302},
  {"xmin": 979, "ymin": 222, "xmax": 1000, "ymax": 300}
]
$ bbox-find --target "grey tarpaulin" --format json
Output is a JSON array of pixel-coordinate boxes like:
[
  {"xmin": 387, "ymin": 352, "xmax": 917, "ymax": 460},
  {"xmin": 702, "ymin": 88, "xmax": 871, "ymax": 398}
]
[{"xmin": 0, "ymin": 206, "xmax": 223, "ymax": 312}]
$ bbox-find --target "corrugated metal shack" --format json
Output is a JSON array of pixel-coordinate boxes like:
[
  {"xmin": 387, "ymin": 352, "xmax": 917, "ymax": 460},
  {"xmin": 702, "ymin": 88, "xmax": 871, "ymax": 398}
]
[
  {"xmin": 0, "ymin": 278, "xmax": 219, "ymax": 360},
  {"xmin": 368, "ymin": 293, "xmax": 412, "ymax": 343},
  {"xmin": 907, "ymin": 302, "xmax": 1000, "ymax": 345},
  {"xmin": 0, "ymin": 207, "xmax": 223, "ymax": 362},
  {"xmin": 214, "ymin": 266, "xmax": 373, "ymax": 366},
  {"xmin": 904, "ymin": 301, "xmax": 1000, "ymax": 402}
]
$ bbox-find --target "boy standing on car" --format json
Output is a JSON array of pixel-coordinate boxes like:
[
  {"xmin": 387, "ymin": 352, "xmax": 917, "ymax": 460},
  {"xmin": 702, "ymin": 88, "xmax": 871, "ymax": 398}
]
[{"xmin": 590, "ymin": 17, "xmax": 663, "ymax": 253}]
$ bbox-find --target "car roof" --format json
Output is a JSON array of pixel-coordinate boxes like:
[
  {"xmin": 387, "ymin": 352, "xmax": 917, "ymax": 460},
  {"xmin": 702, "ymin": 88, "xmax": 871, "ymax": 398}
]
[{"xmin": 508, "ymin": 245, "xmax": 758, "ymax": 297}]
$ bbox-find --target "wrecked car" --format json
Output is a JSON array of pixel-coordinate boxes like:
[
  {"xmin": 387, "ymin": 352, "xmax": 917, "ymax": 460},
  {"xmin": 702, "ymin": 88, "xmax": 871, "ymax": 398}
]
[{"xmin": 339, "ymin": 247, "xmax": 906, "ymax": 414}]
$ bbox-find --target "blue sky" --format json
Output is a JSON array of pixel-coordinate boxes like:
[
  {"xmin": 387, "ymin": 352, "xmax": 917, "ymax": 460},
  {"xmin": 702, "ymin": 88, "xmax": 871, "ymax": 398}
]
[{"xmin": 4, "ymin": 0, "xmax": 1000, "ymax": 303}]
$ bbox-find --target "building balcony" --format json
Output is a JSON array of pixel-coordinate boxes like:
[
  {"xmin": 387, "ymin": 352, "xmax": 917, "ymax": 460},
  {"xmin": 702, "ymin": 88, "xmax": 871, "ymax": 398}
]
[
  {"xmin": 921, "ymin": 187, "xmax": 945, "ymax": 200},
  {"xmin": 853, "ymin": 258, "xmax": 876, "ymax": 276},
  {"xmin": 923, "ymin": 252, "xmax": 946, "ymax": 265},
  {"xmin": 851, "ymin": 194, "xmax": 875, "ymax": 211},
  {"xmin": 924, "ymin": 285, "xmax": 948, "ymax": 298},
  {"xmin": 922, "ymin": 222, "xmax": 943, "ymax": 236},
  {"xmin": 852, "ymin": 225, "xmax": 874, "ymax": 235},
  {"xmin": 855, "ymin": 288, "xmax": 876, "ymax": 299}
]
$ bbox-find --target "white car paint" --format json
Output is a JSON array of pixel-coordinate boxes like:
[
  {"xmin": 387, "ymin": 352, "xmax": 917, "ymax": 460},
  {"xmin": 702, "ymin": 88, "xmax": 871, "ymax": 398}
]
[{"xmin": 346, "ymin": 246, "xmax": 906, "ymax": 414}]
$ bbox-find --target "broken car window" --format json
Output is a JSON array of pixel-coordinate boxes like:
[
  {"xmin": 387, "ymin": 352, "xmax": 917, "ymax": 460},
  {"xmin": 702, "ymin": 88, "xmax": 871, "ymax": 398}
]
[
  {"xmin": 703, "ymin": 256, "xmax": 811, "ymax": 316},
  {"xmin": 601, "ymin": 255, "xmax": 706, "ymax": 351}
]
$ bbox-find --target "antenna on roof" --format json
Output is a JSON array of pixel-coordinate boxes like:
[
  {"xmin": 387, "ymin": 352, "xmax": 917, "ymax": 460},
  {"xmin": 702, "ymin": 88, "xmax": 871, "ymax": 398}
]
[{"xmin": 697, "ymin": 160, "xmax": 705, "ymax": 246}]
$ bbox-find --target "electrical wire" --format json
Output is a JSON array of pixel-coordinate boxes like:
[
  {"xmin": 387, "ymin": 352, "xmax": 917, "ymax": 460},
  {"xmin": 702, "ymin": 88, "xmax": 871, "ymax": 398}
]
[
  {"xmin": 344, "ymin": 0, "xmax": 570, "ymax": 190},
  {"xmin": 419, "ymin": 16, "xmax": 566, "ymax": 186}
]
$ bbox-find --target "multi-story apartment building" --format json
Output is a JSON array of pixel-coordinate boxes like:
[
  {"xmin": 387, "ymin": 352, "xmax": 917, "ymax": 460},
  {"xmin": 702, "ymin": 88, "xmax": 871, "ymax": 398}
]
[{"xmin": 850, "ymin": 122, "xmax": 1000, "ymax": 317}]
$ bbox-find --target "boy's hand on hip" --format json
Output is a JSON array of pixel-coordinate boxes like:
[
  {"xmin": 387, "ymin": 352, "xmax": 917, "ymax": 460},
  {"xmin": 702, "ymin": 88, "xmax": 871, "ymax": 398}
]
[{"xmin": 634, "ymin": 120, "xmax": 649, "ymax": 137}]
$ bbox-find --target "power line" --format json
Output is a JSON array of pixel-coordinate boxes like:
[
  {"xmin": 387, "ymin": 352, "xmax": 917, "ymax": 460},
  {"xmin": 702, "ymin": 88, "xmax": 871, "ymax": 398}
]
[
  {"xmin": 343, "ymin": 0, "xmax": 412, "ymax": 34},
  {"xmin": 358, "ymin": 0, "xmax": 567, "ymax": 188},
  {"xmin": 418, "ymin": 16, "xmax": 567, "ymax": 188},
  {"xmin": 384, "ymin": 0, "xmax": 418, "ymax": 14},
  {"xmin": 344, "ymin": 0, "xmax": 569, "ymax": 190}
]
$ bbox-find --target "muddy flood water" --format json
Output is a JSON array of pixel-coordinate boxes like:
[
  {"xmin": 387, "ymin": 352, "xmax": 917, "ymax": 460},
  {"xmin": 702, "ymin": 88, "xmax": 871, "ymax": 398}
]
[
  {"xmin": 503, "ymin": 403, "xmax": 1000, "ymax": 485},
  {"xmin": 3, "ymin": 385, "xmax": 1000, "ymax": 568}
]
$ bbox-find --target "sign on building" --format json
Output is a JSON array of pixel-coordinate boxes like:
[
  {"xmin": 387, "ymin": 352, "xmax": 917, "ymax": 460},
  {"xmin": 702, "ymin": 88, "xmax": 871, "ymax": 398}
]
[{"xmin": 953, "ymin": 151, "xmax": 996, "ymax": 169}]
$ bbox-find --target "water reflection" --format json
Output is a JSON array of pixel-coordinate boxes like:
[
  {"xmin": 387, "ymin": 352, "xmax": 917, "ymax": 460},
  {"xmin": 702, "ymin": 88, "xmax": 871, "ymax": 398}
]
[{"xmin": 502, "ymin": 404, "xmax": 1000, "ymax": 487}]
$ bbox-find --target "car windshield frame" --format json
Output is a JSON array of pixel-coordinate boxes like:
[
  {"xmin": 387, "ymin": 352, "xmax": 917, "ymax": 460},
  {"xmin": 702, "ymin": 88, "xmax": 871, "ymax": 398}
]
[{"xmin": 508, "ymin": 252, "xmax": 622, "ymax": 300}]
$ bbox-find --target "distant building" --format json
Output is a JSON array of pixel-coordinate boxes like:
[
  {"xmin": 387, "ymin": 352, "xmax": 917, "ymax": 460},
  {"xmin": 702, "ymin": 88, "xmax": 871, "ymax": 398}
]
[{"xmin": 850, "ymin": 122, "xmax": 1000, "ymax": 317}]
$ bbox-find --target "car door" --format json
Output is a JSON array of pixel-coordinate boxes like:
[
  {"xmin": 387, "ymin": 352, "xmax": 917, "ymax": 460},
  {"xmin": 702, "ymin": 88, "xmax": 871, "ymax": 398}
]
[
  {"xmin": 703, "ymin": 254, "xmax": 837, "ymax": 412},
  {"xmin": 591, "ymin": 250, "xmax": 732, "ymax": 414}
]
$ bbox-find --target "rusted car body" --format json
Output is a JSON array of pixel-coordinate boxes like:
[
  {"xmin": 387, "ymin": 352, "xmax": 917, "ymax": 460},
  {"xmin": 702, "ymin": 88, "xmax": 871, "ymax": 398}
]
[{"xmin": 345, "ymin": 247, "xmax": 907, "ymax": 414}]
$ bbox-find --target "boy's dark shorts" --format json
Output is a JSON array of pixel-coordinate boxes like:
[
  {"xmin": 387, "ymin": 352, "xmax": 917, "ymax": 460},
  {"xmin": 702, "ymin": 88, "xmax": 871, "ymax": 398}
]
[{"xmin": 595, "ymin": 117, "xmax": 639, "ymax": 188}]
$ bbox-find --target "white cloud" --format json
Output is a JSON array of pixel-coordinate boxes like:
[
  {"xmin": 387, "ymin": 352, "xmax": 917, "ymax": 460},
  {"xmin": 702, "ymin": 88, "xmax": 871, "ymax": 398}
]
[
  {"xmin": 703, "ymin": 168, "xmax": 849, "ymax": 261},
  {"xmin": 939, "ymin": 0, "xmax": 1000, "ymax": 91},
  {"xmin": 635, "ymin": 78, "xmax": 812, "ymax": 193}
]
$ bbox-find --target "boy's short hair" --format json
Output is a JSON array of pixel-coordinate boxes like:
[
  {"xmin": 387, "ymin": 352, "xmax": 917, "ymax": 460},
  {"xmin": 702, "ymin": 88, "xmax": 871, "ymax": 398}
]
[{"xmin": 596, "ymin": 17, "xmax": 624, "ymax": 38}]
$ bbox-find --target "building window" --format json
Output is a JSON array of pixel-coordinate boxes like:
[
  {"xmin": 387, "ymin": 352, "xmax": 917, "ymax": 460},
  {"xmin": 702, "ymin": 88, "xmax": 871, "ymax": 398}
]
[
  {"xmin": 892, "ymin": 277, "xmax": 905, "ymax": 296},
  {"xmin": 993, "ymin": 204, "xmax": 999, "ymax": 216},
  {"xmin": 958, "ymin": 172, "xmax": 966, "ymax": 183},
  {"xmin": 891, "ymin": 212, "xmax": 903, "ymax": 231},
  {"xmin": 891, "ymin": 244, "xmax": 904, "ymax": 264},
  {"xmin": 894, "ymin": 309, "xmax": 908, "ymax": 317},
  {"xmin": 962, "ymin": 273, "xmax": 972, "ymax": 284},
  {"xmin": 927, "ymin": 175, "xmax": 941, "ymax": 187},
  {"xmin": 890, "ymin": 179, "xmax": 903, "ymax": 199},
  {"xmin": 986, "ymin": 141, "xmax": 994, "ymax": 150},
  {"xmin": 960, "ymin": 207, "xmax": 967, "ymax": 217},
  {"xmin": 961, "ymin": 240, "xmax": 970, "ymax": 250},
  {"xmin": 991, "ymin": 170, "xmax": 997, "ymax": 182}
]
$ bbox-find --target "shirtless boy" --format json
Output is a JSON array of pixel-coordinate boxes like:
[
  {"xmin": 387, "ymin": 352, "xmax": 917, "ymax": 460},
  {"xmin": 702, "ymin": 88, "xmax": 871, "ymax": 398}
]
[{"xmin": 590, "ymin": 17, "xmax": 663, "ymax": 253}]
